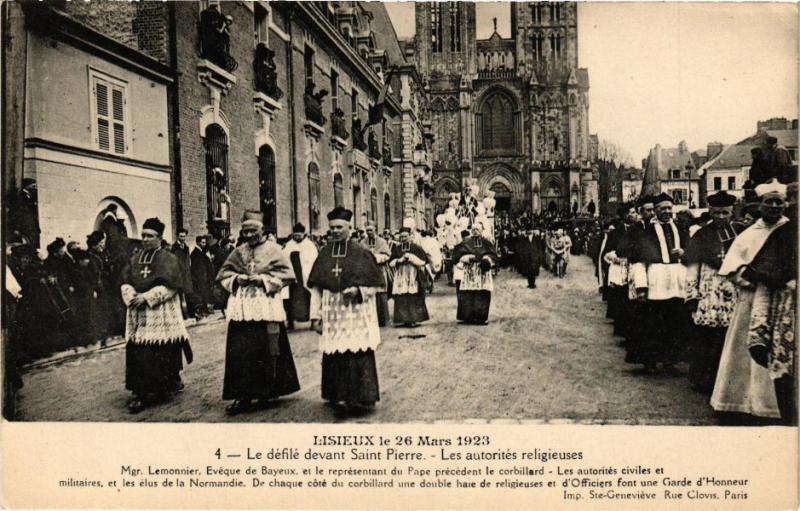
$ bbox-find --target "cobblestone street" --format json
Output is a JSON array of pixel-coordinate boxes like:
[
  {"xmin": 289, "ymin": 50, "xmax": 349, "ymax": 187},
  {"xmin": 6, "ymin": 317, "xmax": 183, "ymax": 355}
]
[{"xmin": 15, "ymin": 256, "xmax": 715, "ymax": 424}]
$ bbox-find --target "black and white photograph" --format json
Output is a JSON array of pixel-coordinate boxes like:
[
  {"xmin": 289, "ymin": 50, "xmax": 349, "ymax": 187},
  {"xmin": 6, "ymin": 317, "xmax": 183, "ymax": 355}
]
[{"xmin": 1, "ymin": 0, "xmax": 797, "ymax": 432}]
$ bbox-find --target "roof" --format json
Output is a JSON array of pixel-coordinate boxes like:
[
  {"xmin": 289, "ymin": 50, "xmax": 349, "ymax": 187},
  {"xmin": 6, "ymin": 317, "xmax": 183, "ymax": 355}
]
[
  {"xmin": 360, "ymin": 2, "xmax": 406, "ymax": 67},
  {"xmin": 703, "ymin": 143, "xmax": 754, "ymax": 171},
  {"xmin": 644, "ymin": 143, "xmax": 699, "ymax": 182}
]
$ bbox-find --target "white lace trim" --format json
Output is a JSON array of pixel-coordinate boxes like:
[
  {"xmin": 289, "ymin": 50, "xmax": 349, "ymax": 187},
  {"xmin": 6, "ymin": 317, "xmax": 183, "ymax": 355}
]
[
  {"xmin": 459, "ymin": 262, "xmax": 493, "ymax": 291},
  {"xmin": 125, "ymin": 293, "xmax": 189, "ymax": 344},
  {"xmin": 225, "ymin": 285, "xmax": 287, "ymax": 322},
  {"xmin": 318, "ymin": 289, "xmax": 381, "ymax": 355}
]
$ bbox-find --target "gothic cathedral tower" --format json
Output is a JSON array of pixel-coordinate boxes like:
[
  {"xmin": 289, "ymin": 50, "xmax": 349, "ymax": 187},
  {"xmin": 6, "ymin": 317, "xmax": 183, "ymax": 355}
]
[{"xmin": 416, "ymin": 2, "xmax": 591, "ymax": 214}]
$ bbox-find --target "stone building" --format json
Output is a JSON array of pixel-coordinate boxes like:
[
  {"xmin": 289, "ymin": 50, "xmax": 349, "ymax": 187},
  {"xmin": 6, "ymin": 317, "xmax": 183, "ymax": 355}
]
[
  {"xmin": 4, "ymin": 1, "xmax": 430, "ymax": 248},
  {"xmin": 641, "ymin": 141, "xmax": 701, "ymax": 210},
  {"xmin": 3, "ymin": 1, "xmax": 174, "ymax": 247},
  {"xmin": 411, "ymin": 2, "xmax": 593, "ymax": 214},
  {"xmin": 174, "ymin": 1, "xmax": 414, "ymax": 239}
]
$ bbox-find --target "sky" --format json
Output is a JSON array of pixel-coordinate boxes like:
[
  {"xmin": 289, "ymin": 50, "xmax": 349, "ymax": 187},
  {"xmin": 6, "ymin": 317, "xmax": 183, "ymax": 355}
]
[{"xmin": 384, "ymin": 2, "xmax": 798, "ymax": 165}]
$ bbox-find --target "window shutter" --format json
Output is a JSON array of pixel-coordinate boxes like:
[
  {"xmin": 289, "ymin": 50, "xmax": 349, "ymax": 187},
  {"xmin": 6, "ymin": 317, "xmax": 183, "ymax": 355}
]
[
  {"xmin": 111, "ymin": 87, "xmax": 125, "ymax": 154},
  {"xmin": 95, "ymin": 81, "xmax": 110, "ymax": 150}
]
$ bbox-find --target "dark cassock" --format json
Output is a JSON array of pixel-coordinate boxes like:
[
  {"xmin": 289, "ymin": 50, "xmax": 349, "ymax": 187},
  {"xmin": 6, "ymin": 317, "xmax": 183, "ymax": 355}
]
[
  {"xmin": 628, "ymin": 194, "xmax": 690, "ymax": 371},
  {"xmin": 190, "ymin": 237, "xmax": 216, "ymax": 315},
  {"xmin": 602, "ymin": 217, "xmax": 632, "ymax": 333},
  {"xmin": 70, "ymin": 249, "xmax": 102, "ymax": 347},
  {"xmin": 282, "ymin": 223, "xmax": 318, "ymax": 327},
  {"xmin": 217, "ymin": 212, "xmax": 300, "ymax": 414},
  {"xmin": 616, "ymin": 198, "xmax": 655, "ymax": 359},
  {"xmin": 683, "ymin": 191, "xmax": 741, "ymax": 394},
  {"xmin": 744, "ymin": 198, "xmax": 796, "ymax": 425},
  {"xmin": 516, "ymin": 230, "xmax": 544, "ymax": 288},
  {"xmin": 360, "ymin": 228, "xmax": 392, "ymax": 326},
  {"xmin": 388, "ymin": 230, "xmax": 430, "ymax": 327},
  {"xmin": 452, "ymin": 232, "xmax": 498, "ymax": 324},
  {"xmin": 120, "ymin": 218, "xmax": 192, "ymax": 412},
  {"xmin": 308, "ymin": 207, "xmax": 385, "ymax": 408}
]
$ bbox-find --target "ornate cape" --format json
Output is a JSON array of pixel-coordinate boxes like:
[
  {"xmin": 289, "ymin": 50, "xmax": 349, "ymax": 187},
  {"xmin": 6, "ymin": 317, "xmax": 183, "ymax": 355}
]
[
  {"xmin": 307, "ymin": 240, "xmax": 384, "ymax": 293},
  {"xmin": 122, "ymin": 248, "xmax": 188, "ymax": 294}
]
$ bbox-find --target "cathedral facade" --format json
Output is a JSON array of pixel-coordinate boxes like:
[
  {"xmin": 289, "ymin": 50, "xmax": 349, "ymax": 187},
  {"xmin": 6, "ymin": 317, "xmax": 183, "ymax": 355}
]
[{"xmin": 413, "ymin": 2, "xmax": 593, "ymax": 214}]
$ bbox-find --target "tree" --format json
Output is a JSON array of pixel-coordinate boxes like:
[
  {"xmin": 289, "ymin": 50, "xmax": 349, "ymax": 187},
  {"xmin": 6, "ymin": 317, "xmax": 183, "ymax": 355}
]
[{"xmin": 597, "ymin": 139, "xmax": 634, "ymax": 167}]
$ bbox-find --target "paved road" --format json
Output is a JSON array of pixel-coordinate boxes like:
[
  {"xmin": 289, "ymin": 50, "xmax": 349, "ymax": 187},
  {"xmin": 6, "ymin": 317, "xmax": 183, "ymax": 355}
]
[{"xmin": 14, "ymin": 255, "xmax": 716, "ymax": 424}]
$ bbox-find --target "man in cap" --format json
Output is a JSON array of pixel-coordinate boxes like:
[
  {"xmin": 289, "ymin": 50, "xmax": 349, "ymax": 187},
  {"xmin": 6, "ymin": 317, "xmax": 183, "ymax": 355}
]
[
  {"xmin": 711, "ymin": 179, "xmax": 789, "ymax": 421},
  {"xmin": 307, "ymin": 207, "xmax": 385, "ymax": 413},
  {"xmin": 360, "ymin": 222, "xmax": 391, "ymax": 326},
  {"xmin": 190, "ymin": 235, "xmax": 215, "ymax": 318},
  {"xmin": 602, "ymin": 202, "xmax": 639, "ymax": 337},
  {"xmin": 120, "ymin": 218, "xmax": 192, "ymax": 413},
  {"xmin": 217, "ymin": 211, "xmax": 299, "ymax": 415},
  {"xmin": 282, "ymin": 222, "xmax": 318, "ymax": 330},
  {"xmin": 744, "ymin": 181, "xmax": 797, "ymax": 424},
  {"xmin": 764, "ymin": 135, "xmax": 794, "ymax": 184},
  {"xmin": 616, "ymin": 195, "xmax": 655, "ymax": 361},
  {"xmin": 388, "ymin": 227, "xmax": 430, "ymax": 327},
  {"xmin": 452, "ymin": 222, "xmax": 497, "ymax": 325},
  {"xmin": 627, "ymin": 193, "xmax": 690, "ymax": 374},
  {"xmin": 683, "ymin": 191, "xmax": 741, "ymax": 394}
]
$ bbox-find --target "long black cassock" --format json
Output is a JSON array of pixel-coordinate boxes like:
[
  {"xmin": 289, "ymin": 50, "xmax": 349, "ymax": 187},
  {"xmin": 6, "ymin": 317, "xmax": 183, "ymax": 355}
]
[
  {"xmin": 217, "ymin": 239, "xmax": 300, "ymax": 401},
  {"xmin": 452, "ymin": 235, "xmax": 497, "ymax": 324},
  {"xmin": 627, "ymin": 220, "xmax": 690, "ymax": 367},
  {"xmin": 307, "ymin": 240, "xmax": 384, "ymax": 404},
  {"xmin": 388, "ymin": 241, "xmax": 430, "ymax": 325},
  {"xmin": 121, "ymin": 248, "xmax": 192, "ymax": 397}
]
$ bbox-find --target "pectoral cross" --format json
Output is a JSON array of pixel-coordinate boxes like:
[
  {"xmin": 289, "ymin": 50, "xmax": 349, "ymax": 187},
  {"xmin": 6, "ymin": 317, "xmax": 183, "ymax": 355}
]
[
  {"xmin": 332, "ymin": 264, "xmax": 342, "ymax": 278},
  {"xmin": 140, "ymin": 266, "xmax": 151, "ymax": 278}
]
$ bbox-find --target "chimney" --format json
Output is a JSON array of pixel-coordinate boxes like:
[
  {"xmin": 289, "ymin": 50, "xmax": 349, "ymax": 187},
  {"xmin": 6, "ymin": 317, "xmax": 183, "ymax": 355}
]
[{"xmin": 707, "ymin": 142, "xmax": 723, "ymax": 160}]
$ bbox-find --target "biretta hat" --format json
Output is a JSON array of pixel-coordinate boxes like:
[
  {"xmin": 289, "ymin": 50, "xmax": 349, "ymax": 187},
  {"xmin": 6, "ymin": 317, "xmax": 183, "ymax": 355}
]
[
  {"xmin": 653, "ymin": 193, "xmax": 673, "ymax": 207},
  {"xmin": 707, "ymin": 191, "xmax": 736, "ymax": 208},
  {"xmin": 142, "ymin": 217, "xmax": 166, "ymax": 236},
  {"xmin": 327, "ymin": 206, "xmax": 353, "ymax": 222},
  {"xmin": 241, "ymin": 210, "xmax": 264, "ymax": 228}
]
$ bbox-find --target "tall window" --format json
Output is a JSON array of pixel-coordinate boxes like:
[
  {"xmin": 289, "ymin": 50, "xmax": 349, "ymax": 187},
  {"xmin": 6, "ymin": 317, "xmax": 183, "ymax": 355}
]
[
  {"xmin": 728, "ymin": 176, "xmax": 736, "ymax": 190},
  {"xmin": 304, "ymin": 45, "xmax": 315, "ymax": 86},
  {"xmin": 308, "ymin": 163, "xmax": 321, "ymax": 230},
  {"xmin": 330, "ymin": 70, "xmax": 339, "ymax": 112},
  {"xmin": 531, "ymin": 3, "xmax": 543, "ymax": 23},
  {"xmin": 449, "ymin": 2, "xmax": 461, "ymax": 52},
  {"xmin": 333, "ymin": 173, "xmax": 344, "ymax": 207},
  {"xmin": 254, "ymin": 4, "xmax": 268, "ymax": 46},
  {"xmin": 204, "ymin": 125, "xmax": 229, "ymax": 227},
  {"xmin": 714, "ymin": 177, "xmax": 722, "ymax": 191},
  {"xmin": 91, "ymin": 71, "xmax": 127, "ymax": 155},
  {"xmin": 555, "ymin": 3, "xmax": 563, "ymax": 21},
  {"xmin": 532, "ymin": 35, "xmax": 544, "ymax": 62},
  {"xmin": 258, "ymin": 145, "xmax": 277, "ymax": 233},
  {"xmin": 480, "ymin": 91, "xmax": 515, "ymax": 151},
  {"xmin": 351, "ymin": 88, "xmax": 358, "ymax": 119},
  {"xmin": 384, "ymin": 193, "xmax": 391, "ymax": 230},
  {"xmin": 370, "ymin": 188, "xmax": 379, "ymax": 224},
  {"xmin": 431, "ymin": 3, "xmax": 443, "ymax": 53}
]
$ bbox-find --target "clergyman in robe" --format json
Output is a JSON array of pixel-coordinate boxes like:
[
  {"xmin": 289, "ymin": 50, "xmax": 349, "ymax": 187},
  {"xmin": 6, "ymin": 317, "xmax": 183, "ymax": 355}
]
[
  {"xmin": 388, "ymin": 227, "xmax": 430, "ymax": 327},
  {"xmin": 308, "ymin": 207, "xmax": 385, "ymax": 413},
  {"xmin": 120, "ymin": 218, "xmax": 192, "ymax": 413},
  {"xmin": 360, "ymin": 222, "xmax": 391, "ymax": 326},
  {"xmin": 452, "ymin": 224, "xmax": 497, "ymax": 325},
  {"xmin": 282, "ymin": 222, "xmax": 318, "ymax": 329},
  {"xmin": 217, "ymin": 211, "xmax": 300, "ymax": 415}
]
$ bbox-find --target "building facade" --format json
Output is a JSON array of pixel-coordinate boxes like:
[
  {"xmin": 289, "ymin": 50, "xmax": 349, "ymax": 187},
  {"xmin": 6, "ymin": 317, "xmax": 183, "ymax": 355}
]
[
  {"xmin": 174, "ymin": 1, "xmax": 415, "ymax": 239},
  {"xmin": 6, "ymin": 1, "xmax": 174, "ymax": 247},
  {"xmin": 641, "ymin": 140, "xmax": 701, "ymax": 210},
  {"xmin": 412, "ymin": 2, "xmax": 593, "ymax": 215},
  {"xmin": 4, "ymin": 1, "xmax": 431, "ymax": 251}
]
